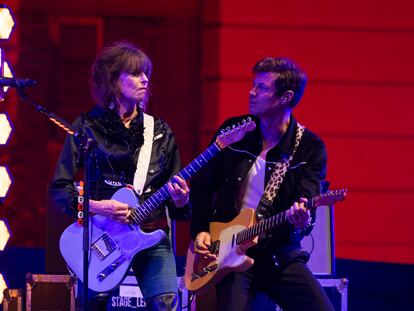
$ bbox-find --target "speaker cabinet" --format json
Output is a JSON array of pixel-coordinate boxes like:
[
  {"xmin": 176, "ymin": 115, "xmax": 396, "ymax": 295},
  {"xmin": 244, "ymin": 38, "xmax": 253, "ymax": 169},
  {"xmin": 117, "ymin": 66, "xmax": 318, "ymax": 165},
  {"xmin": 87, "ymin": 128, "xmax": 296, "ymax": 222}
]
[{"xmin": 302, "ymin": 204, "xmax": 335, "ymax": 275}]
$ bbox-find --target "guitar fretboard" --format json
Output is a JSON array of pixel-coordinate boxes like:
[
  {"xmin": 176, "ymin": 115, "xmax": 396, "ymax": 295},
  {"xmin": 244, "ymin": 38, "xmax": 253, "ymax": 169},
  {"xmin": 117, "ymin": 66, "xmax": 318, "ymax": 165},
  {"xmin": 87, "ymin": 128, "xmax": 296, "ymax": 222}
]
[
  {"xmin": 235, "ymin": 211, "xmax": 288, "ymax": 244},
  {"xmin": 235, "ymin": 197, "xmax": 318, "ymax": 244},
  {"xmin": 129, "ymin": 143, "xmax": 222, "ymax": 225}
]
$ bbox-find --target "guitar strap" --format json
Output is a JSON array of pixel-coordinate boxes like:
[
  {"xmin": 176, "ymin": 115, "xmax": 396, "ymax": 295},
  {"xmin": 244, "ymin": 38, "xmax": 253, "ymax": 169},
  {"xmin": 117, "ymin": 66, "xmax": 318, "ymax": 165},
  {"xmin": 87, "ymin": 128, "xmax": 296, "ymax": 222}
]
[
  {"xmin": 133, "ymin": 113, "xmax": 154, "ymax": 195},
  {"xmin": 256, "ymin": 122, "xmax": 305, "ymax": 220}
]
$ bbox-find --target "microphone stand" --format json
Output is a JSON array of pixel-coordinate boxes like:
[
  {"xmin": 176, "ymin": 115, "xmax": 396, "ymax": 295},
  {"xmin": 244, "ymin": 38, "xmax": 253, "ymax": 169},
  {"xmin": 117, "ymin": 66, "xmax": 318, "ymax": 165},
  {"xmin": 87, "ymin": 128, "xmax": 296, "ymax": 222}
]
[{"xmin": 15, "ymin": 86, "xmax": 96, "ymax": 311}]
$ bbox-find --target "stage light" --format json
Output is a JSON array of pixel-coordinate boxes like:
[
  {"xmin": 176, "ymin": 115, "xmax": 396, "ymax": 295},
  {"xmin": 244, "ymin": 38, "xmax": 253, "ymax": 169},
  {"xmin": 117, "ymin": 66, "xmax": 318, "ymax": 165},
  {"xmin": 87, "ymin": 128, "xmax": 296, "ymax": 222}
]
[
  {"xmin": 2, "ymin": 59, "xmax": 13, "ymax": 93},
  {"xmin": 0, "ymin": 219, "xmax": 10, "ymax": 251},
  {"xmin": 0, "ymin": 9, "xmax": 13, "ymax": 301},
  {"xmin": 0, "ymin": 53, "xmax": 14, "ymax": 99},
  {"xmin": 0, "ymin": 166, "xmax": 11, "ymax": 198},
  {"xmin": 0, "ymin": 273, "xmax": 8, "ymax": 304},
  {"xmin": 0, "ymin": 48, "xmax": 3, "ymax": 100},
  {"xmin": 0, "ymin": 113, "xmax": 12, "ymax": 144},
  {"xmin": 0, "ymin": 5, "xmax": 15, "ymax": 101},
  {"xmin": 0, "ymin": 6, "xmax": 15, "ymax": 40}
]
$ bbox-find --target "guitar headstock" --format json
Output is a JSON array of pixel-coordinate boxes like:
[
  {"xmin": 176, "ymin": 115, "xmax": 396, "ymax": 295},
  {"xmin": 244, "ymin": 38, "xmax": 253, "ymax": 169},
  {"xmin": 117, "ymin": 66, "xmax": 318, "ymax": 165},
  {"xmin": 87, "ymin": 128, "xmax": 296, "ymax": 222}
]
[
  {"xmin": 215, "ymin": 117, "xmax": 256, "ymax": 149},
  {"xmin": 310, "ymin": 188, "xmax": 348, "ymax": 211}
]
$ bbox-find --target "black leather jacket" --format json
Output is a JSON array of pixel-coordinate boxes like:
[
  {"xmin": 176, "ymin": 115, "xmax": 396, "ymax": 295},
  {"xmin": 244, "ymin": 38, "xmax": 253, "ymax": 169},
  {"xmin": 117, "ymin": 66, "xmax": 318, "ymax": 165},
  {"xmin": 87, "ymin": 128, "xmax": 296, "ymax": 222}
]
[
  {"xmin": 190, "ymin": 114, "xmax": 327, "ymax": 264},
  {"xmin": 49, "ymin": 107, "xmax": 190, "ymax": 225}
]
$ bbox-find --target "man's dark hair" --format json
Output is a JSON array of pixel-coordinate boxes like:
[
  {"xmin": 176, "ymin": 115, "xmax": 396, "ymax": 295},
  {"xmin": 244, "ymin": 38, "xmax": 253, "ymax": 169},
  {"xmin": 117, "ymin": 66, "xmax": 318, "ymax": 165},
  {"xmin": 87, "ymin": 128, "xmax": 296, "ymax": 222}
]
[{"xmin": 253, "ymin": 57, "xmax": 307, "ymax": 108}]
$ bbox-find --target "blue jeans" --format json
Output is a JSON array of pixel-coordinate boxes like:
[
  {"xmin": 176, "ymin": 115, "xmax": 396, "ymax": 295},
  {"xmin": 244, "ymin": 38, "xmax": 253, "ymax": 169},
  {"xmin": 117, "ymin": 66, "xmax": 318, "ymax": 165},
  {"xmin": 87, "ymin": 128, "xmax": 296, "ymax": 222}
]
[{"xmin": 131, "ymin": 237, "xmax": 178, "ymax": 300}]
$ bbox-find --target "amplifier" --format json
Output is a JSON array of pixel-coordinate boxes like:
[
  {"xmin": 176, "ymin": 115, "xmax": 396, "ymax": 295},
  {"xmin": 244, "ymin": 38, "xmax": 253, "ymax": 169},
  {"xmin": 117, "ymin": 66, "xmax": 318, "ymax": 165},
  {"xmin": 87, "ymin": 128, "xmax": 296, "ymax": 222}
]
[
  {"xmin": 302, "ymin": 205, "xmax": 335, "ymax": 275},
  {"xmin": 25, "ymin": 274, "xmax": 76, "ymax": 311}
]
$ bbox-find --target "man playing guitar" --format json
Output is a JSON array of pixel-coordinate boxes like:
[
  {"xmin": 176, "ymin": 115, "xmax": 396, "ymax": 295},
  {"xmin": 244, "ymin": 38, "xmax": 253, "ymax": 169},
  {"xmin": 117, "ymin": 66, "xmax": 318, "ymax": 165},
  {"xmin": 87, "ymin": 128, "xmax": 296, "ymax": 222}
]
[{"xmin": 190, "ymin": 57, "xmax": 335, "ymax": 311}]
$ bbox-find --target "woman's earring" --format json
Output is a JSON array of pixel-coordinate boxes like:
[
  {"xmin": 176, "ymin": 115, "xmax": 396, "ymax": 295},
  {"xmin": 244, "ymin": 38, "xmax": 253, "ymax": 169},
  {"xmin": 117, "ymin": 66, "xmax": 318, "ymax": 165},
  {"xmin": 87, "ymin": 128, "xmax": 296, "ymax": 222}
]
[{"xmin": 109, "ymin": 102, "xmax": 115, "ymax": 110}]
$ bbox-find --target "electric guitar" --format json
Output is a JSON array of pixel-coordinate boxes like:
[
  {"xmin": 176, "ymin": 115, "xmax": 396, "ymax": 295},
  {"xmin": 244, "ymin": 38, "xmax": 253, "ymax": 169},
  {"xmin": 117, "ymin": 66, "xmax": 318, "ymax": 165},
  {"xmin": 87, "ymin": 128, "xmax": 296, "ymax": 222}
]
[
  {"xmin": 184, "ymin": 189, "xmax": 347, "ymax": 293},
  {"xmin": 59, "ymin": 118, "xmax": 256, "ymax": 292}
]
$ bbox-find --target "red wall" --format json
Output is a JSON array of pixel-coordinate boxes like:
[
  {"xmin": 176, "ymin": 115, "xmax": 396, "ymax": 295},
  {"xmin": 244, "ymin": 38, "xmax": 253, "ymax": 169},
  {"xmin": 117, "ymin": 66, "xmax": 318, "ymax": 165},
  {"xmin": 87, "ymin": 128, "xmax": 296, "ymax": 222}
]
[
  {"xmin": 1, "ymin": 0, "xmax": 413, "ymax": 267},
  {"xmin": 200, "ymin": 0, "xmax": 414, "ymax": 264}
]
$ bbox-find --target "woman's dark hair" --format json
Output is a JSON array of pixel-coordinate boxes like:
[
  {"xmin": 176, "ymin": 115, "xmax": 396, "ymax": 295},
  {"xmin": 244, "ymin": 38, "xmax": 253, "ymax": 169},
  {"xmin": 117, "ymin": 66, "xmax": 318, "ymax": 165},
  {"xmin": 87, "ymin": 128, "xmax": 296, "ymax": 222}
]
[
  {"xmin": 91, "ymin": 41, "xmax": 152, "ymax": 109},
  {"xmin": 253, "ymin": 57, "xmax": 307, "ymax": 108}
]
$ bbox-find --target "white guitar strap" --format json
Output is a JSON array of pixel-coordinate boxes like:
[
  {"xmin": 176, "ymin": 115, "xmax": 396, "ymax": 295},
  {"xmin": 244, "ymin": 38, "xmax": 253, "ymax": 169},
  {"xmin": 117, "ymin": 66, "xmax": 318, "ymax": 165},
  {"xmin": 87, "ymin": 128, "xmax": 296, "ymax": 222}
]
[{"xmin": 133, "ymin": 113, "xmax": 154, "ymax": 195}]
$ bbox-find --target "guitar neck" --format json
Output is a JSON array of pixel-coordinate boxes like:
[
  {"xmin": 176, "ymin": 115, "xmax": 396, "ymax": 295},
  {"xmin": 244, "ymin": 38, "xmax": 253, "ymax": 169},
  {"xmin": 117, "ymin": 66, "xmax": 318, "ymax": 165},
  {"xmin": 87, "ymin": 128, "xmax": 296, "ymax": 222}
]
[
  {"xmin": 235, "ymin": 196, "xmax": 319, "ymax": 244},
  {"xmin": 130, "ymin": 143, "xmax": 222, "ymax": 224}
]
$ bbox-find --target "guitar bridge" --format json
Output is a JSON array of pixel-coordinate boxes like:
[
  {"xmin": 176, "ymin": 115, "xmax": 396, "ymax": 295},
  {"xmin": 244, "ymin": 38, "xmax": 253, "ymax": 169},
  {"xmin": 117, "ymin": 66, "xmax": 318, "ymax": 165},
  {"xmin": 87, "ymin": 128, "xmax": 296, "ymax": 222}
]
[
  {"xmin": 97, "ymin": 254, "xmax": 126, "ymax": 281},
  {"xmin": 91, "ymin": 233, "xmax": 117, "ymax": 261}
]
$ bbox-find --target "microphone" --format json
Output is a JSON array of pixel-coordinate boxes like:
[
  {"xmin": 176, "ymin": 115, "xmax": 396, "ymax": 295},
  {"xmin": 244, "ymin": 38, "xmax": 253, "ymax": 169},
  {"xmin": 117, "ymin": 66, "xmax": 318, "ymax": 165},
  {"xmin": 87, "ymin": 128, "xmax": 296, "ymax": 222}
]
[{"xmin": 0, "ymin": 76, "xmax": 37, "ymax": 88}]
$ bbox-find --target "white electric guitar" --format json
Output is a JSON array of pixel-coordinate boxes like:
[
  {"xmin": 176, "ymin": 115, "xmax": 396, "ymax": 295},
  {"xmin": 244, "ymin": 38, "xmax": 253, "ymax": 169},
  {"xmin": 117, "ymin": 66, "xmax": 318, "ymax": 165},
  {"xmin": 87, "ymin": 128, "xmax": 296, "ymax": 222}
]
[{"xmin": 59, "ymin": 118, "xmax": 256, "ymax": 292}]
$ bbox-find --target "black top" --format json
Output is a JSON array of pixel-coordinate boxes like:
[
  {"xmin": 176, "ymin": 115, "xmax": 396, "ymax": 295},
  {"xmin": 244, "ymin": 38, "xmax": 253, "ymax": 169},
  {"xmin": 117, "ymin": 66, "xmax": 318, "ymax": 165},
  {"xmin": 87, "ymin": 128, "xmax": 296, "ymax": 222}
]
[
  {"xmin": 49, "ymin": 106, "xmax": 190, "ymax": 224},
  {"xmin": 190, "ymin": 114, "xmax": 327, "ymax": 264}
]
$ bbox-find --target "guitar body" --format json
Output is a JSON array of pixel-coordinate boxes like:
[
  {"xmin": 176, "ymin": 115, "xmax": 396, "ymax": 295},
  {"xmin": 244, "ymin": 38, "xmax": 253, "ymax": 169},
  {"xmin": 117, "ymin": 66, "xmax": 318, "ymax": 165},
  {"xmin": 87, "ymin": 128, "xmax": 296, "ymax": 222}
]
[
  {"xmin": 60, "ymin": 187, "xmax": 165, "ymax": 292},
  {"xmin": 184, "ymin": 208, "xmax": 258, "ymax": 293}
]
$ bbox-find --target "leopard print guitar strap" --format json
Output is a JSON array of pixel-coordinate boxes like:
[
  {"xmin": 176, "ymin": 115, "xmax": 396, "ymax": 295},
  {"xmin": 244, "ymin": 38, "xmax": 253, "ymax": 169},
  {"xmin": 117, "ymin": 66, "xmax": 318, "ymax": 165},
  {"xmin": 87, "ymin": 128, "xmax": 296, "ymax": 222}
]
[{"xmin": 256, "ymin": 122, "xmax": 305, "ymax": 220}]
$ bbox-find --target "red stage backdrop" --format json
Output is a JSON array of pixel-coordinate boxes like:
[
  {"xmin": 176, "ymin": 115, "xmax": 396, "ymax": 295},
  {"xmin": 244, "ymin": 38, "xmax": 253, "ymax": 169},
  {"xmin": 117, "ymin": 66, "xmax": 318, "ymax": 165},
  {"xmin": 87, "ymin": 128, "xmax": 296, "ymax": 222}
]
[
  {"xmin": 1, "ymin": 0, "xmax": 413, "ymax": 266},
  {"xmin": 199, "ymin": 0, "xmax": 414, "ymax": 265}
]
